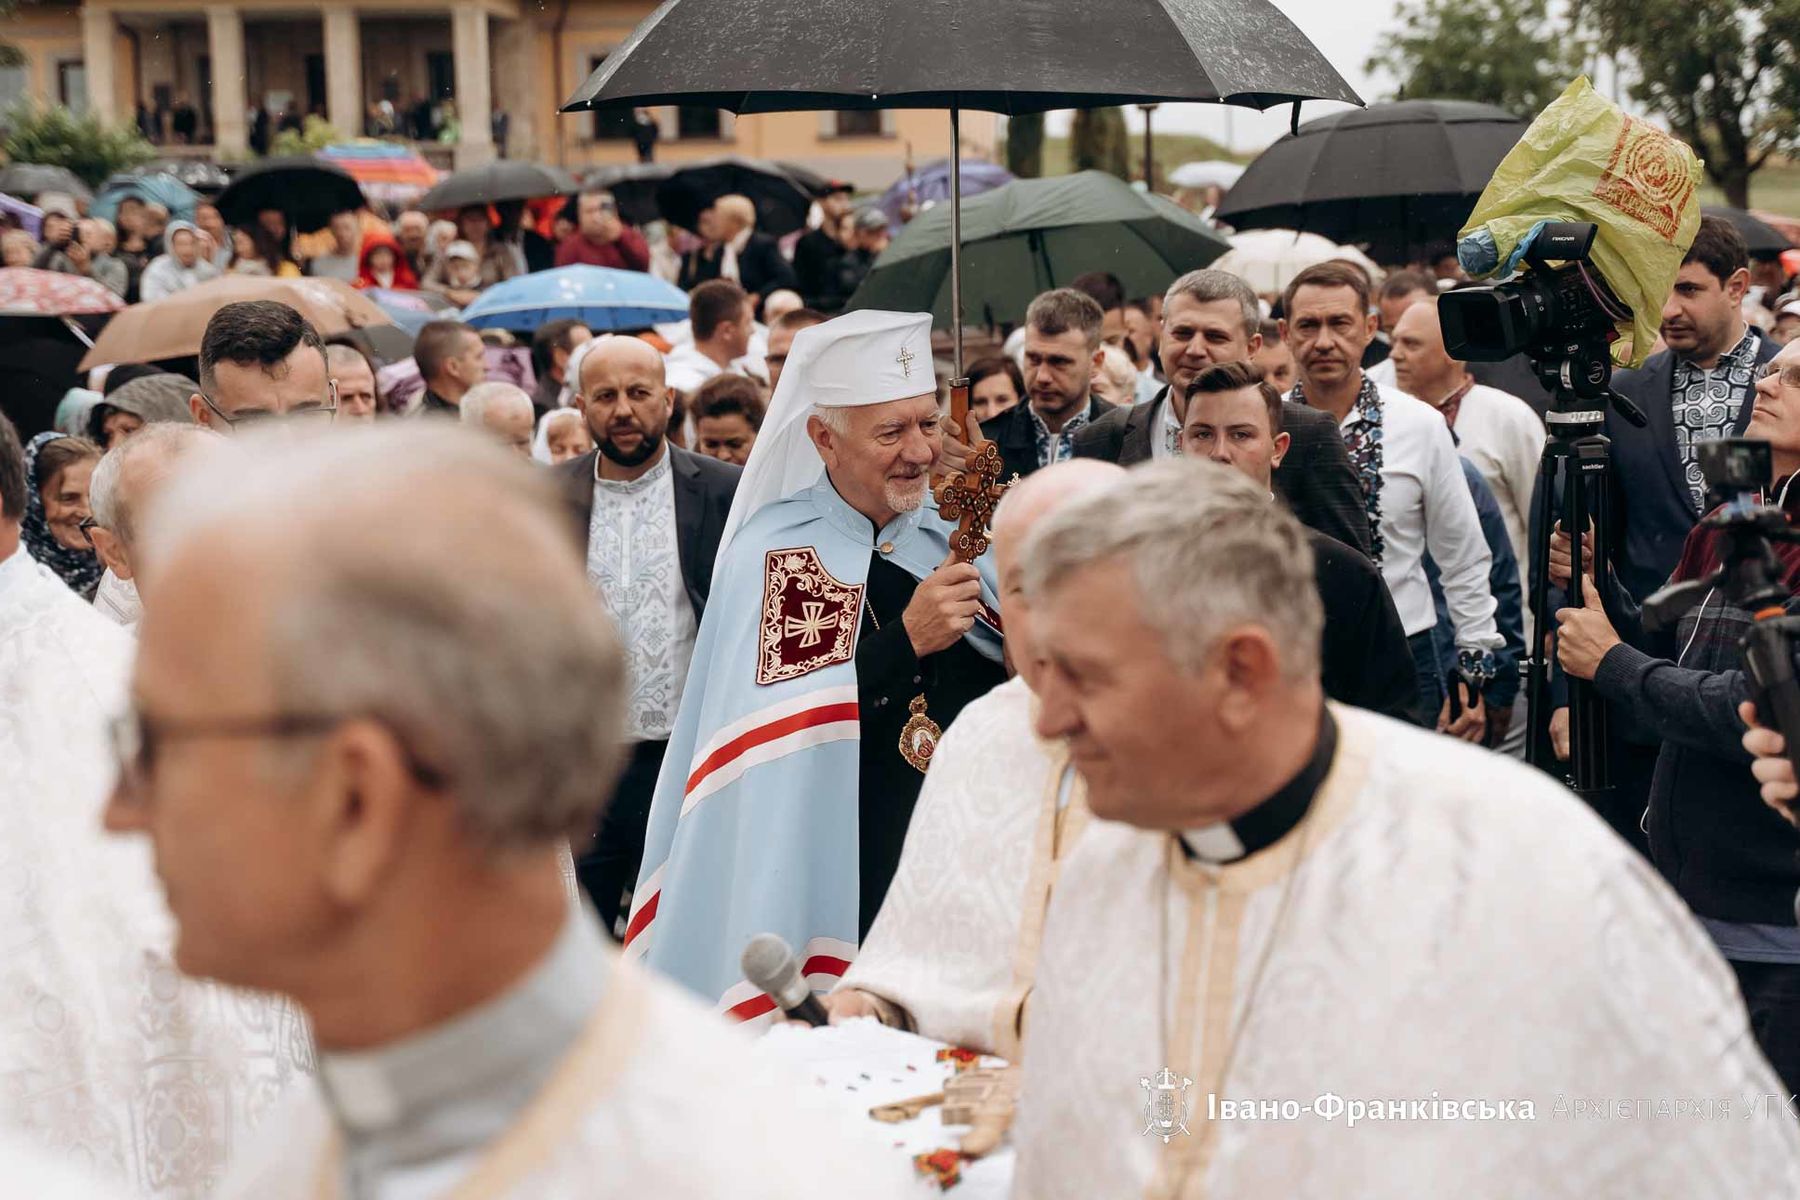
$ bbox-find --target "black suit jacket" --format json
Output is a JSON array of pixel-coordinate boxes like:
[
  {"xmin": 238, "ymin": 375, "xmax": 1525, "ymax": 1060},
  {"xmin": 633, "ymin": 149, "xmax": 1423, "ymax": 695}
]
[
  {"xmin": 1311, "ymin": 528, "xmax": 1417, "ymax": 723},
  {"xmin": 677, "ymin": 233, "xmax": 799, "ymax": 307},
  {"xmin": 557, "ymin": 446, "xmax": 741, "ymax": 619},
  {"xmin": 1071, "ymin": 386, "xmax": 1374, "ymax": 559},
  {"xmin": 981, "ymin": 395, "xmax": 1118, "ymax": 483}
]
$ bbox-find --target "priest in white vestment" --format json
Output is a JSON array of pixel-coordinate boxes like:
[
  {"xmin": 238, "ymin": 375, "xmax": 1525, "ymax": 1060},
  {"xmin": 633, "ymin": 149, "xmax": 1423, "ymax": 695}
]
[
  {"xmin": 1010, "ymin": 459, "xmax": 1800, "ymax": 1198},
  {"xmin": 0, "ymin": 414, "xmax": 307, "ymax": 1197},
  {"xmin": 108, "ymin": 425, "xmax": 920, "ymax": 1200},
  {"xmin": 830, "ymin": 459, "xmax": 1126, "ymax": 1056}
]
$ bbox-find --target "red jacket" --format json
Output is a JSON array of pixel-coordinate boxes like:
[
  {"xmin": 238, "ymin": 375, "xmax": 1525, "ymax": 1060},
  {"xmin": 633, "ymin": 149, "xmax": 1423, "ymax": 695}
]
[
  {"xmin": 554, "ymin": 228, "xmax": 651, "ymax": 272},
  {"xmin": 355, "ymin": 230, "xmax": 420, "ymax": 290}
]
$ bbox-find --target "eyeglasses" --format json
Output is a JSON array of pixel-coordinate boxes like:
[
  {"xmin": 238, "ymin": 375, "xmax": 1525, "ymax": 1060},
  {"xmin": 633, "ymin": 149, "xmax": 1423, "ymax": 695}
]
[
  {"xmin": 78, "ymin": 516, "xmax": 100, "ymax": 548},
  {"xmin": 198, "ymin": 379, "xmax": 339, "ymax": 428},
  {"xmin": 1760, "ymin": 362, "xmax": 1800, "ymax": 391},
  {"xmin": 107, "ymin": 706, "xmax": 447, "ymax": 807}
]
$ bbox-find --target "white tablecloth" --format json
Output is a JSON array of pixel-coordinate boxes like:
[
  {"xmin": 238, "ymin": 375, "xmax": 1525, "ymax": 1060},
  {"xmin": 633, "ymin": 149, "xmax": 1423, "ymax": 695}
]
[{"xmin": 751, "ymin": 1019, "xmax": 1015, "ymax": 1198}]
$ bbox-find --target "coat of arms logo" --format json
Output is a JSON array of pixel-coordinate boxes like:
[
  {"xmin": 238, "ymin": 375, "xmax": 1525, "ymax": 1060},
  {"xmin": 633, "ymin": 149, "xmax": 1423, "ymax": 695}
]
[
  {"xmin": 757, "ymin": 547, "xmax": 864, "ymax": 685},
  {"xmin": 1140, "ymin": 1067, "xmax": 1193, "ymax": 1143}
]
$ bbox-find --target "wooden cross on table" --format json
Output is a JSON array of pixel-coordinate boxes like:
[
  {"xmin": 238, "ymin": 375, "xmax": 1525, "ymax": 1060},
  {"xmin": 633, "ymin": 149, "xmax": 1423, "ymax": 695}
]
[{"xmin": 933, "ymin": 378, "xmax": 1010, "ymax": 565}]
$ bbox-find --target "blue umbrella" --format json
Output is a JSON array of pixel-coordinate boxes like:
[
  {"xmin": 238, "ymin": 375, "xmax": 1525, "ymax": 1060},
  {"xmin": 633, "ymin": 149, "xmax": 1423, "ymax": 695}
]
[
  {"xmin": 459, "ymin": 265, "xmax": 688, "ymax": 333},
  {"xmin": 876, "ymin": 159, "xmax": 1013, "ymax": 229},
  {"xmin": 92, "ymin": 172, "xmax": 201, "ymax": 223}
]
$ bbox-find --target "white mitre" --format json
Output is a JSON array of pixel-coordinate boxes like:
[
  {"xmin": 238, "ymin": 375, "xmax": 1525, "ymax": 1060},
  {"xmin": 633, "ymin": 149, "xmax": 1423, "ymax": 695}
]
[{"xmin": 714, "ymin": 308, "xmax": 936, "ymax": 559}]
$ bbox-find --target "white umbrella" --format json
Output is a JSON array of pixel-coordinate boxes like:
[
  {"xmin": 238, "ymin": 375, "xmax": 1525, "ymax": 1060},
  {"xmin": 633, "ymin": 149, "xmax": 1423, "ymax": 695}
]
[
  {"xmin": 1169, "ymin": 160, "xmax": 1245, "ymax": 191},
  {"xmin": 1213, "ymin": 228, "xmax": 1351, "ymax": 295}
]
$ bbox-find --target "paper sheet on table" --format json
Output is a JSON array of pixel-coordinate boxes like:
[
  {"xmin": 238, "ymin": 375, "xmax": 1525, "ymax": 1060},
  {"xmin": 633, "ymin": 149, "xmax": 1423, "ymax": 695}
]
[{"xmin": 752, "ymin": 1018, "xmax": 1015, "ymax": 1197}]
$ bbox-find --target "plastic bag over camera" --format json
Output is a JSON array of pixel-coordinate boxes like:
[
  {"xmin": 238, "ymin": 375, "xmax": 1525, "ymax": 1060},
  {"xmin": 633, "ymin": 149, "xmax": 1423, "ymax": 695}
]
[{"xmin": 1456, "ymin": 76, "xmax": 1702, "ymax": 368}]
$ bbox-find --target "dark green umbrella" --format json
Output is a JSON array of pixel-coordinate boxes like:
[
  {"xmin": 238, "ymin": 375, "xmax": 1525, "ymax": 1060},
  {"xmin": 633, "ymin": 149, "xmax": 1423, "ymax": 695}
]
[{"xmin": 848, "ymin": 171, "xmax": 1229, "ymax": 329}]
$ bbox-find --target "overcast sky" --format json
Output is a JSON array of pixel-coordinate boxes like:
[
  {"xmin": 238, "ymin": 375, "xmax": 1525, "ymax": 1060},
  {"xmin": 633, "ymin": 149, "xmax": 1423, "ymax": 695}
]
[{"xmin": 1046, "ymin": 0, "xmax": 1401, "ymax": 152}]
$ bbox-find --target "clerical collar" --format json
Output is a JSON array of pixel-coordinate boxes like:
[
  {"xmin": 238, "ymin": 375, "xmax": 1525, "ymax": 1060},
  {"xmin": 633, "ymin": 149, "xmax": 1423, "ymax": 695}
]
[
  {"xmin": 316, "ymin": 905, "xmax": 606, "ymax": 1173},
  {"xmin": 1181, "ymin": 708, "xmax": 1337, "ymax": 865},
  {"xmin": 809, "ymin": 471, "xmax": 922, "ymax": 547}
]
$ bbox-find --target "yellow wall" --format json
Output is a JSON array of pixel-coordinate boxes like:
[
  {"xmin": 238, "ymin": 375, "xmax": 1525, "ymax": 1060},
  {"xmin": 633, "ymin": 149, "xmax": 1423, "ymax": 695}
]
[{"xmin": 9, "ymin": 8, "xmax": 84, "ymax": 112}]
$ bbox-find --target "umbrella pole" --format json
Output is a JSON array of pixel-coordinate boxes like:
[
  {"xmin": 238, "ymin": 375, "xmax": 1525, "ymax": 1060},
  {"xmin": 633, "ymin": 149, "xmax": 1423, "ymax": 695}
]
[{"xmin": 949, "ymin": 104, "xmax": 964, "ymax": 379}]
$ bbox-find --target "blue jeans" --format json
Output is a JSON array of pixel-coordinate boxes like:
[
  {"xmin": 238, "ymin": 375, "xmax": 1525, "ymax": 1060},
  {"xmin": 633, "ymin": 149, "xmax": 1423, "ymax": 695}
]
[{"xmin": 1407, "ymin": 629, "xmax": 1445, "ymax": 728}]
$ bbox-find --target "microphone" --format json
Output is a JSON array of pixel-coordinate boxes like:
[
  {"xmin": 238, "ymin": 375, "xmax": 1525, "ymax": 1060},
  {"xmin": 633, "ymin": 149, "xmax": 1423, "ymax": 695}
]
[{"xmin": 741, "ymin": 933, "xmax": 829, "ymax": 1026}]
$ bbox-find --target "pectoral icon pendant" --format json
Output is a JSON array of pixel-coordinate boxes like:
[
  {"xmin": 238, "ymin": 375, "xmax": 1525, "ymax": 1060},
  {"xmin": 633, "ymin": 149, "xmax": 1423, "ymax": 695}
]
[{"xmin": 898, "ymin": 694, "xmax": 941, "ymax": 774}]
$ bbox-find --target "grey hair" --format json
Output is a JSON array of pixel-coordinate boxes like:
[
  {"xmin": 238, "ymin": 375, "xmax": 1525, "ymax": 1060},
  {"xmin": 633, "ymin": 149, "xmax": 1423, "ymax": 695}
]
[
  {"xmin": 1164, "ymin": 268, "xmax": 1261, "ymax": 340},
  {"xmin": 89, "ymin": 423, "xmax": 219, "ymax": 548},
  {"xmin": 810, "ymin": 404, "xmax": 850, "ymax": 434},
  {"xmin": 460, "ymin": 382, "xmax": 534, "ymax": 426},
  {"xmin": 142, "ymin": 425, "xmax": 628, "ymax": 849},
  {"xmin": 1020, "ymin": 458, "xmax": 1323, "ymax": 681}
]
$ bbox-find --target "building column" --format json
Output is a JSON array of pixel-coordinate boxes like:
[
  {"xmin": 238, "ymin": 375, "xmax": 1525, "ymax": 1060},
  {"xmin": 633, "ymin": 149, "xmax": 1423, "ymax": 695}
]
[
  {"xmin": 451, "ymin": 3, "xmax": 495, "ymax": 168},
  {"xmin": 206, "ymin": 6, "xmax": 248, "ymax": 156},
  {"xmin": 491, "ymin": 17, "xmax": 535, "ymax": 161},
  {"xmin": 324, "ymin": 8, "xmax": 363, "ymax": 138},
  {"xmin": 81, "ymin": 6, "xmax": 118, "ymax": 123}
]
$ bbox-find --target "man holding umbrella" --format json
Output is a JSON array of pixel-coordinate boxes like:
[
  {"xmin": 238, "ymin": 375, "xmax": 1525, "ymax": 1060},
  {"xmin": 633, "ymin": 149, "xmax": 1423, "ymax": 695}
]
[{"xmin": 677, "ymin": 195, "xmax": 797, "ymax": 308}]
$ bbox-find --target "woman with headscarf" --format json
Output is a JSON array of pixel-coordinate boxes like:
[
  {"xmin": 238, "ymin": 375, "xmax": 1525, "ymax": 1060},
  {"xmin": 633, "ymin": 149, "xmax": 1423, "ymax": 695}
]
[
  {"xmin": 22, "ymin": 432, "xmax": 104, "ymax": 598},
  {"xmin": 85, "ymin": 373, "xmax": 200, "ymax": 449},
  {"xmin": 531, "ymin": 407, "xmax": 594, "ymax": 465},
  {"xmin": 354, "ymin": 229, "xmax": 419, "ymax": 291}
]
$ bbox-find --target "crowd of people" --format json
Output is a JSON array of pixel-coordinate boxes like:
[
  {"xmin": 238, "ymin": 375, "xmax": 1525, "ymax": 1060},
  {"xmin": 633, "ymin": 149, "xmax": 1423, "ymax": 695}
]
[{"xmin": 13, "ymin": 142, "xmax": 1800, "ymax": 1195}]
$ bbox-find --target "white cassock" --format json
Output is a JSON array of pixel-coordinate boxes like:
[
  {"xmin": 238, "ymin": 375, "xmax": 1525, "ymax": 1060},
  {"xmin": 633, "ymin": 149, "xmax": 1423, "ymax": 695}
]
[
  {"xmin": 1012, "ymin": 705, "xmax": 1800, "ymax": 1198},
  {"xmin": 838, "ymin": 675, "xmax": 1090, "ymax": 1057},
  {"xmin": 216, "ymin": 918, "xmax": 926, "ymax": 1200},
  {"xmin": 0, "ymin": 547, "xmax": 311, "ymax": 1197}
]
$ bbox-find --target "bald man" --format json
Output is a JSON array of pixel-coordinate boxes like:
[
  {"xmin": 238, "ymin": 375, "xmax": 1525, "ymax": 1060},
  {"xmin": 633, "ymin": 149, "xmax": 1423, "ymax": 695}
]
[
  {"xmin": 109, "ymin": 427, "xmax": 916, "ymax": 1200},
  {"xmin": 826, "ymin": 459, "xmax": 1126, "ymax": 1056},
  {"xmin": 556, "ymin": 336, "xmax": 741, "ymax": 935}
]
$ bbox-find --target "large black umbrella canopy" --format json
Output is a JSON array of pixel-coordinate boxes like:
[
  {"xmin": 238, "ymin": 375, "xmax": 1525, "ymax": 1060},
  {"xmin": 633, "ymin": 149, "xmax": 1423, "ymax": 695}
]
[
  {"xmin": 581, "ymin": 162, "xmax": 672, "ymax": 225},
  {"xmin": 563, "ymin": 0, "xmax": 1359, "ymax": 115},
  {"xmin": 849, "ymin": 171, "xmax": 1229, "ymax": 328},
  {"xmin": 654, "ymin": 156, "xmax": 826, "ymax": 237},
  {"xmin": 419, "ymin": 161, "xmax": 580, "ymax": 212},
  {"xmin": 1216, "ymin": 99, "xmax": 1525, "ymax": 264},
  {"xmin": 1703, "ymin": 206, "xmax": 1794, "ymax": 258},
  {"xmin": 216, "ymin": 157, "xmax": 366, "ymax": 233},
  {"xmin": 0, "ymin": 163, "xmax": 94, "ymax": 203}
]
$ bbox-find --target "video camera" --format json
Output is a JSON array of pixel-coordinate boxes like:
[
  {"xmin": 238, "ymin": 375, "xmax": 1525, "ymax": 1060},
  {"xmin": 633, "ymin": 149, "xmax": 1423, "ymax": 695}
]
[{"xmin": 1438, "ymin": 221, "xmax": 1646, "ymax": 429}]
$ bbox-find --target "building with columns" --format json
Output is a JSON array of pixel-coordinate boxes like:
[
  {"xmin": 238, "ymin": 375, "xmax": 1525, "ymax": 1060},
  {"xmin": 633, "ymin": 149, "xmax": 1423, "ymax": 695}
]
[{"xmin": 4, "ymin": 0, "xmax": 997, "ymax": 187}]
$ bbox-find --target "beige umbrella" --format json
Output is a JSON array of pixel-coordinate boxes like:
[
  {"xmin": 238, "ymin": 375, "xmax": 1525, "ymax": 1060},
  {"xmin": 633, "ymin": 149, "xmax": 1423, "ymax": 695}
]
[{"xmin": 79, "ymin": 275, "xmax": 394, "ymax": 370}]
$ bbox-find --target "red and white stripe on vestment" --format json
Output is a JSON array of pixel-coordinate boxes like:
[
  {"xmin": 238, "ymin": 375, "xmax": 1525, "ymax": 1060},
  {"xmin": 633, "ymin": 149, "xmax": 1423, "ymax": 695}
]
[
  {"xmin": 716, "ymin": 936, "xmax": 859, "ymax": 1024},
  {"xmin": 679, "ymin": 685, "xmax": 861, "ymax": 815}
]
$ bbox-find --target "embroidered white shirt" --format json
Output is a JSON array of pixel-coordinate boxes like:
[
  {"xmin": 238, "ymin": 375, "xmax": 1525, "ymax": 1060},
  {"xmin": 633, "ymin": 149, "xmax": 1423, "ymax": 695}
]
[{"xmin": 587, "ymin": 450, "xmax": 697, "ymax": 742}]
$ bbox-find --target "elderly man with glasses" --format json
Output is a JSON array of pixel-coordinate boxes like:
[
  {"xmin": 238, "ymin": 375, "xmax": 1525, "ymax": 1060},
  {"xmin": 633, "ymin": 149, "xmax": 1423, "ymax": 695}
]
[
  {"xmin": 1552, "ymin": 335, "xmax": 1800, "ymax": 1098},
  {"xmin": 188, "ymin": 300, "xmax": 339, "ymax": 432}
]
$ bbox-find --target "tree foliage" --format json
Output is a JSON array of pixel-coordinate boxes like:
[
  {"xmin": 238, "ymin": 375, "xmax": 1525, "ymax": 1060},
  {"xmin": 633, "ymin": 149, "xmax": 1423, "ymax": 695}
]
[
  {"xmin": 1005, "ymin": 112, "xmax": 1045, "ymax": 179},
  {"xmin": 1, "ymin": 103, "xmax": 154, "ymax": 186},
  {"xmin": 1368, "ymin": 0, "xmax": 1585, "ymax": 118},
  {"xmin": 1579, "ymin": 0, "xmax": 1800, "ymax": 209},
  {"xmin": 0, "ymin": 0, "xmax": 21, "ymax": 69},
  {"xmin": 271, "ymin": 115, "xmax": 342, "ymax": 158},
  {"xmin": 1070, "ymin": 106, "xmax": 1129, "ymax": 179}
]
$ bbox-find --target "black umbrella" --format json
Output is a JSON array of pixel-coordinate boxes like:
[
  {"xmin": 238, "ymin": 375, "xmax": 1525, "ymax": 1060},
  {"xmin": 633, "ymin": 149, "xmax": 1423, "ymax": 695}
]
[
  {"xmin": 216, "ymin": 157, "xmax": 366, "ymax": 233},
  {"xmin": 581, "ymin": 162, "xmax": 671, "ymax": 225},
  {"xmin": 0, "ymin": 163, "xmax": 95, "ymax": 203},
  {"xmin": 1703, "ymin": 206, "xmax": 1794, "ymax": 258},
  {"xmin": 654, "ymin": 156, "xmax": 826, "ymax": 237},
  {"xmin": 419, "ymin": 162, "xmax": 580, "ymax": 212},
  {"xmin": 1215, "ymin": 99, "xmax": 1526, "ymax": 264},
  {"xmin": 564, "ymin": 0, "xmax": 1358, "ymax": 373}
]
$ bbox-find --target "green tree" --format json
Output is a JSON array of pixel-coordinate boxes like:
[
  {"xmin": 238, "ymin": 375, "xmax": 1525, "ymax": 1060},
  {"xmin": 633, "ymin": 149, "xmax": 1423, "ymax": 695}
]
[
  {"xmin": 1070, "ymin": 107, "xmax": 1129, "ymax": 178},
  {"xmin": 1, "ymin": 103, "xmax": 154, "ymax": 186},
  {"xmin": 1368, "ymin": 0, "xmax": 1585, "ymax": 118},
  {"xmin": 1006, "ymin": 112, "xmax": 1045, "ymax": 178},
  {"xmin": 1580, "ymin": 0, "xmax": 1800, "ymax": 209},
  {"xmin": 0, "ymin": 0, "xmax": 22, "ymax": 69},
  {"xmin": 272, "ymin": 114, "xmax": 342, "ymax": 157}
]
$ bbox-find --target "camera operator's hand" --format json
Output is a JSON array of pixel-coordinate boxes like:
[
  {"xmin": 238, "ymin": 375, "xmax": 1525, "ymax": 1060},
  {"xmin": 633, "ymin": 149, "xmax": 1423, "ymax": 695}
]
[
  {"xmin": 1436, "ymin": 687, "xmax": 1486, "ymax": 744},
  {"xmin": 1739, "ymin": 701, "xmax": 1800, "ymax": 825},
  {"xmin": 1555, "ymin": 587, "xmax": 1620, "ymax": 680},
  {"xmin": 1549, "ymin": 707, "xmax": 1570, "ymax": 761},
  {"xmin": 1546, "ymin": 520, "xmax": 1596, "ymax": 590}
]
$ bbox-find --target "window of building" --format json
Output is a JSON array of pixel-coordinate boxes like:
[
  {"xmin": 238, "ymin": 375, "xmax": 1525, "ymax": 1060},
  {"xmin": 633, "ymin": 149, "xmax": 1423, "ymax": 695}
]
[
  {"xmin": 834, "ymin": 110, "xmax": 884, "ymax": 137},
  {"xmin": 587, "ymin": 56, "xmax": 636, "ymax": 141},
  {"xmin": 59, "ymin": 62, "xmax": 88, "ymax": 116},
  {"xmin": 427, "ymin": 51, "xmax": 454, "ymax": 101},
  {"xmin": 675, "ymin": 106, "xmax": 723, "ymax": 140}
]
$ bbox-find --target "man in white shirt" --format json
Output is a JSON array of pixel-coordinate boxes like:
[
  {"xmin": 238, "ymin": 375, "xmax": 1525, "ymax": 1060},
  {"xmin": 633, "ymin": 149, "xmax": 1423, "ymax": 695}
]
[
  {"xmin": 1389, "ymin": 298, "xmax": 1545, "ymax": 630},
  {"xmin": 1282, "ymin": 261, "xmax": 1502, "ymax": 738},
  {"xmin": 664, "ymin": 279, "xmax": 758, "ymax": 396},
  {"xmin": 555, "ymin": 336, "xmax": 740, "ymax": 935}
]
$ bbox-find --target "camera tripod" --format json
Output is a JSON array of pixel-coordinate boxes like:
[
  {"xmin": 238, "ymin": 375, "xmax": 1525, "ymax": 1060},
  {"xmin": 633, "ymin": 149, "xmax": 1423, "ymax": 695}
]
[{"xmin": 1522, "ymin": 337, "xmax": 1647, "ymax": 799}]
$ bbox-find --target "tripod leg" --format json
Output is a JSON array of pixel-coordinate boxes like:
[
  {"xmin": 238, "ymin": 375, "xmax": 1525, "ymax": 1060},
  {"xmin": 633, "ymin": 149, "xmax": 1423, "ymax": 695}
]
[
  {"xmin": 1568, "ymin": 437, "xmax": 1612, "ymax": 796},
  {"xmin": 1526, "ymin": 448, "xmax": 1561, "ymax": 770}
]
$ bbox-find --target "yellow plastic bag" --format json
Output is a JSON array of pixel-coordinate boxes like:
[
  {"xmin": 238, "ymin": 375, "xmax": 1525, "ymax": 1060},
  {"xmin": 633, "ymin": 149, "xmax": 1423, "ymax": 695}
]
[{"xmin": 1458, "ymin": 77, "xmax": 1703, "ymax": 368}]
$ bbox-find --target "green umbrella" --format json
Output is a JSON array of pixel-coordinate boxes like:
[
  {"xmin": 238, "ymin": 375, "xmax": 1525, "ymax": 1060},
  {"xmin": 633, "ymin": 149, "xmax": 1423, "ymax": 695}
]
[{"xmin": 847, "ymin": 171, "xmax": 1230, "ymax": 329}]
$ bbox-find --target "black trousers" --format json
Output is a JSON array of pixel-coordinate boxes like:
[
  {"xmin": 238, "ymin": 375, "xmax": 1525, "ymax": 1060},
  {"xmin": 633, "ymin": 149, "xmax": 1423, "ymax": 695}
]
[
  {"xmin": 576, "ymin": 739, "xmax": 667, "ymax": 940},
  {"xmin": 1731, "ymin": 959, "xmax": 1800, "ymax": 1099}
]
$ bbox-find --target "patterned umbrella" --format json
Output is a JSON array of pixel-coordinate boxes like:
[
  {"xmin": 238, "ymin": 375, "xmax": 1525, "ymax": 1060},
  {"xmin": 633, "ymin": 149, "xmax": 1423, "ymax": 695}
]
[
  {"xmin": 0, "ymin": 268, "xmax": 126, "ymax": 317},
  {"xmin": 317, "ymin": 142, "xmax": 442, "ymax": 207}
]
